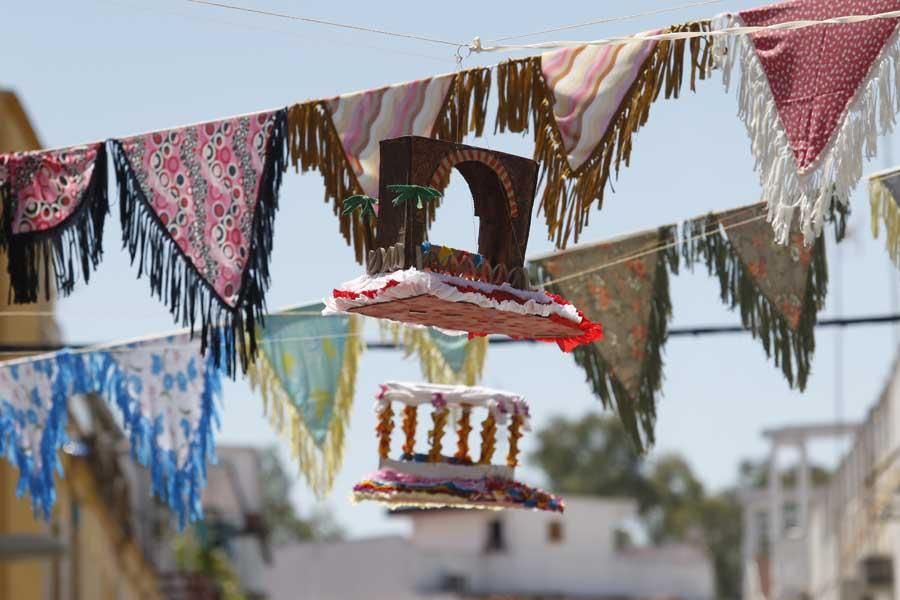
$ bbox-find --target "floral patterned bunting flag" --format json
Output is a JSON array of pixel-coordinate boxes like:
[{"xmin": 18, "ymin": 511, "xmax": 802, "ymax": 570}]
[
  {"xmin": 530, "ymin": 226, "xmax": 680, "ymax": 450},
  {"xmin": 247, "ymin": 305, "xmax": 363, "ymax": 496},
  {"xmin": 496, "ymin": 22, "xmax": 711, "ymax": 248},
  {"xmin": 0, "ymin": 143, "xmax": 108, "ymax": 302},
  {"xmin": 110, "ymin": 110, "xmax": 287, "ymax": 375},
  {"xmin": 86, "ymin": 334, "xmax": 222, "ymax": 527},
  {"xmin": 683, "ymin": 203, "xmax": 829, "ymax": 390},
  {"xmin": 714, "ymin": 0, "xmax": 900, "ymax": 244},
  {"xmin": 285, "ymin": 67, "xmax": 491, "ymax": 263},
  {"xmin": 0, "ymin": 352, "xmax": 81, "ymax": 518}
]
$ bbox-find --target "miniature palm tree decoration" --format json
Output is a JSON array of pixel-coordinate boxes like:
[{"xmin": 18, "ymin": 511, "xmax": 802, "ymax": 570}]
[
  {"xmin": 387, "ymin": 184, "xmax": 442, "ymax": 210},
  {"xmin": 326, "ymin": 136, "xmax": 602, "ymax": 353},
  {"xmin": 342, "ymin": 194, "xmax": 379, "ymax": 250}
]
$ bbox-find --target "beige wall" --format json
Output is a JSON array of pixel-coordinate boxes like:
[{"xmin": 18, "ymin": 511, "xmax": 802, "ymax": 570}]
[{"xmin": 0, "ymin": 90, "xmax": 161, "ymax": 600}]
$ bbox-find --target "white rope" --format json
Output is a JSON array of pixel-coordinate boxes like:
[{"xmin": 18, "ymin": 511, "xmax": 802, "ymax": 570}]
[
  {"xmin": 488, "ymin": 0, "xmax": 724, "ymax": 43},
  {"xmin": 470, "ymin": 9, "xmax": 900, "ymax": 54},
  {"xmin": 184, "ymin": 0, "xmax": 465, "ymax": 47}
]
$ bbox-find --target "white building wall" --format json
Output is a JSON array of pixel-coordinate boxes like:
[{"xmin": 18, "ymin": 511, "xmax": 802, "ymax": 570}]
[{"xmin": 266, "ymin": 496, "xmax": 715, "ymax": 600}]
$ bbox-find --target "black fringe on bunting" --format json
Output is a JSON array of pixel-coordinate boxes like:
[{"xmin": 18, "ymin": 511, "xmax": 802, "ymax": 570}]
[
  {"xmin": 534, "ymin": 226, "xmax": 680, "ymax": 452},
  {"xmin": 0, "ymin": 148, "xmax": 109, "ymax": 303},
  {"xmin": 110, "ymin": 110, "xmax": 287, "ymax": 376},
  {"xmin": 681, "ymin": 209, "xmax": 830, "ymax": 390}
]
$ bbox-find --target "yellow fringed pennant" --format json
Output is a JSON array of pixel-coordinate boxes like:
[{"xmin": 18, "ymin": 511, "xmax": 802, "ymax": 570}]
[
  {"xmin": 248, "ymin": 306, "xmax": 363, "ymax": 497},
  {"xmin": 380, "ymin": 322, "xmax": 487, "ymax": 386},
  {"xmin": 870, "ymin": 176, "xmax": 900, "ymax": 268}
]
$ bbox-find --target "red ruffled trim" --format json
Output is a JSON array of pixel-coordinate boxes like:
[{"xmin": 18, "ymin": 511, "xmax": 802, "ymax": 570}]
[
  {"xmin": 331, "ymin": 275, "xmax": 602, "ymax": 351},
  {"xmin": 333, "ymin": 279, "xmax": 401, "ymax": 300}
]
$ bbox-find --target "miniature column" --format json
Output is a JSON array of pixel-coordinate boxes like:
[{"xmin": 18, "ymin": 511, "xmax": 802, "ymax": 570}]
[
  {"xmin": 478, "ymin": 413, "xmax": 497, "ymax": 465},
  {"xmin": 455, "ymin": 404, "xmax": 472, "ymax": 463},
  {"xmin": 507, "ymin": 415, "xmax": 523, "ymax": 468},
  {"xmin": 401, "ymin": 405, "xmax": 417, "ymax": 457},
  {"xmin": 428, "ymin": 394, "xmax": 448, "ymax": 462},
  {"xmin": 376, "ymin": 401, "xmax": 394, "ymax": 460}
]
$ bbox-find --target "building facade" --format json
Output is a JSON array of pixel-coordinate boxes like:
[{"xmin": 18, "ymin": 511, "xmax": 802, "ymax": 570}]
[
  {"xmin": 265, "ymin": 496, "xmax": 715, "ymax": 600},
  {"xmin": 0, "ymin": 90, "xmax": 167, "ymax": 600},
  {"xmin": 742, "ymin": 350, "xmax": 900, "ymax": 600}
]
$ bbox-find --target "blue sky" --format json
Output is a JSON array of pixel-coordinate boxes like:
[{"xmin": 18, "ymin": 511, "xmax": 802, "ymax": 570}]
[{"xmin": 5, "ymin": 0, "xmax": 900, "ymax": 537}]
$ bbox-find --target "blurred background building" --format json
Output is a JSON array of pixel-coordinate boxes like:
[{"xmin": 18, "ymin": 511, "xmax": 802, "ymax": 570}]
[
  {"xmin": 741, "ymin": 349, "xmax": 900, "ymax": 600},
  {"xmin": 264, "ymin": 497, "xmax": 715, "ymax": 600}
]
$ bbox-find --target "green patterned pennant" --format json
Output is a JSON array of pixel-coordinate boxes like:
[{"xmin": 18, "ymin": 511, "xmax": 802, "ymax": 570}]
[
  {"xmin": 248, "ymin": 304, "xmax": 363, "ymax": 496},
  {"xmin": 530, "ymin": 226, "xmax": 679, "ymax": 451}
]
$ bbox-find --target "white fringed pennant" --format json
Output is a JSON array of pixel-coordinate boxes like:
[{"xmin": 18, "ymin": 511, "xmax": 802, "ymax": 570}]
[{"xmin": 714, "ymin": 0, "xmax": 900, "ymax": 244}]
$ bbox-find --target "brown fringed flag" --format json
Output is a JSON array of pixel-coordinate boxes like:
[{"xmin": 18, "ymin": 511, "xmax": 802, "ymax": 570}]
[
  {"xmin": 531, "ymin": 226, "xmax": 680, "ymax": 451},
  {"xmin": 496, "ymin": 21, "xmax": 712, "ymax": 249},
  {"xmin": 869, "ymin": 167, "xmax": 900, "ymax": 268},
  {"xmin": 683, "ymin": 203, "xmax": 829, "ymax": 390},
  {"xmin": 285, "ymin": 68, "xmax": 491, "ymax": 263}
]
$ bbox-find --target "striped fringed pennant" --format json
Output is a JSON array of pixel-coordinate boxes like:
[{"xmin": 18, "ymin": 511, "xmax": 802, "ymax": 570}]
[
  {"xmin": 247, "ymin": 305, "xmax": 363, "ymax": 496},
  {"xmin": 285, "ymin": 67, "xmax": 491, "ymax": 263},
  {"xmin": 869, "ymin": 169, "xmax": 900, "ymax": 267},
  {"xmin": 530, "ymin": 226, "xmax": 680, "ymax": 451},
  {"xmin": 496, "ymin": 21, "xmax": 712, "ymax": 249},
  {"xmin": 682, "ymin": 203, "xmax": 830, "ymax": 391},
  {"xmin": 380, "ymin": 322, "xmax": 488, "ymax": 386}
]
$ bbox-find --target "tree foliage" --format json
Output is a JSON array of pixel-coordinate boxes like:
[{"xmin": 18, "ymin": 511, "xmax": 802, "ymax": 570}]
[
  {"xmin": 258, "ymin": 447, "xmax": 344, "ymax": 545},
  {"xmin": 530, "ymin": 414, "xmax": 745, "ymax": 600}
]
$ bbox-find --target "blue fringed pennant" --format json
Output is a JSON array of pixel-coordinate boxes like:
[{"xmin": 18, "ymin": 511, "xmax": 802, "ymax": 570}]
[
  {"xmin": 247, "ymin": 304, "xmax": 363, "ymax": 496},
  {"xmin": 86, "ymin": 334, "xmax": 222, "ymax": 527},
  {"xmin": 0, "ymin": 352, "xmax": 84, "ymax": 519}
]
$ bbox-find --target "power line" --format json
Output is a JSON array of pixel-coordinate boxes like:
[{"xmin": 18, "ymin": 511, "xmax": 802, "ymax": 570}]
[
  {"xmin": 183, "ymin": 0, "xmax": 465, "ymax": 47},
  {"xmin": 488, "ymin": 0, "xmax": 725, "ymax": 44},
  {"xmin": 2, "ymin": 314, "xmax": 897, "ymax": 354}
]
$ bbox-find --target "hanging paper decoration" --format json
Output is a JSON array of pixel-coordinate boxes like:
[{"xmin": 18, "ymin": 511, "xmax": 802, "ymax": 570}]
[
  {"xmin": 683, "ymin": 203, "xmax": 828, "ymax": 390},
  {"xmin": 326, "ymin": 137, "xmax": 602, "ymax": 351},
  {"xmin": 0, "ymin": 352, "xmax": 82, "ymax": 518},
  {"xmin": 353, "ymin": 381, "xmax": 563, "ymax": 512},
  {"xmin": 87, "ymin": 333, "xmax": 222, "ymax": 526},
  {"xmin": 0, "ymin": 143, "xmax": 108, "ymax": 302},
  {"xmin": 869, "ymin": 168, "xmax": 900, "ymax": 267},
  {"xmin": 247, "ymin": 305, "xmax": 363, "ymax": 496},
  {"xmin": 285, "ymin": 67, "xmax": 491, "ymax": 263},
  {"xmin": 714, "ymin": 1, "xmax": 900, "ymax": 244},
  {"xmin": 496, "ymin": 21, "xmax": 712, "ymax": 248},
  {"xmin": 110, "ymin": 110, "xmax": 288, "ymax": 375},
  {"xmin": 530, "ymin": 226, "xmax": 679, "ymax": 450},
  {"xmin": 382, "ymin": 322, "xmax": 488, "ymax": 386}
]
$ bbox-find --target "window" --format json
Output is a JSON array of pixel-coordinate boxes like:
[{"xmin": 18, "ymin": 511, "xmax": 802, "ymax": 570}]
[
  {"xmin": 485, "ymin": 519, "xmax": 506, "ymax": 553},
  {"xmin": 547, "ymin": 520, "xmax": 564, "ymax": 544}
]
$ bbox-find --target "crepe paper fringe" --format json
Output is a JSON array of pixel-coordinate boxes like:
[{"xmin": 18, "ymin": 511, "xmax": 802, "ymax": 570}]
[
  {"xmin": 0, "ymin": 353, "xmax": 81, "ymax": 519},
  {"xmin": 533, "ymin": 226, "xmax": 679, "ymax": 452},
  {"xmin": 248, "ymin": 315, "xmax": 363, "ymax": 497},
  {"xmin": 0, "ymin": 149, "xmax": 109, "ymax": 303},
  {"xmin": 870, "ymin": 179, "xmax": 900, "ymax": 267},
  {"xmin": 714, "ymin": 15, "xmax": 900, "ymax": 245},
  {"xmin": 110, "ymin": 111, "xmax": 287, "ymax": 377},
  {"xmin": 496, "ymin": 21, "xmax": 713, "ymax": 249},
  {"xmin": 681, "ymin": 212, "xmax": 828, "ymax": 391},
  {"xmin": 89, "ymin": 349, "xmax": 222, "ymax": 528},
  {"xmin": 286, "ymin": 68, "xmax": 492, "ymax": 265}
]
